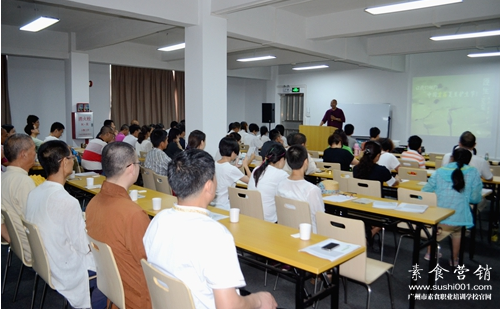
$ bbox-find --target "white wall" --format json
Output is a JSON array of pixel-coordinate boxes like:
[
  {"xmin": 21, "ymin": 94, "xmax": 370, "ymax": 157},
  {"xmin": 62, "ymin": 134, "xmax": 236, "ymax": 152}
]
[
  {"xmin": 89, "ymin": 63, "xmax": 112, "ymax": 136},
  {"xmin": 227, "ymin": 77, "xmax": 269, "ymax": 128}
]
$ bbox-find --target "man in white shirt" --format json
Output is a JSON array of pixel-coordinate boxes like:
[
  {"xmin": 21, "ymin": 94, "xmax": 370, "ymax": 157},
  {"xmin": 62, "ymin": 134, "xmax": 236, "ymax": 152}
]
[
  {"xmin": 377, "ymin": 138, "xmax": 400, "ymax": 172},
  {"xmin": 243, "ymin": 123, "xmax": 263, "ymax": 156},
  {"xmin": 441, "ymin": 131, "xmax": 493, "ymax": 181},
  {"xmin": 277, "ymin": 145, "xmax": 324, "ymax": 233},
  {"xmin": 44, "ymin": 122, "xmax": 65, "ymax": 142},
  {"xmin": 282, "ymin": 133, "xmax": 318, "ymax": 175},
  {"xmin": 123, "ymin": 124, "xmax": 140, "ymax": 148},
  {"xmin": 143, "ymin": 149, "xmax": 277, "ymax": 309},
  {"xmin": 25, "ymin": 140, "xmax": 105, "ymax": 309}
]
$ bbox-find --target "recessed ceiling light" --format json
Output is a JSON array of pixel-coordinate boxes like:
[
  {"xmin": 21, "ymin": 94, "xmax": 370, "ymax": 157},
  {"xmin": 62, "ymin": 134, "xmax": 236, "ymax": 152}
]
[
  {"xmin": 20, "ymin": 16, "xmax": 59, "ymax": 32},
  {"xmin": 365, "ymin": 0, "xmax": 462, "ymax": 15},
  {"xmin": 158, "ymin": 43, "xmax": 185, "ymax": 52},
  {"xmin": 431, "ymin": 29, "xmax": 500, "ymax": 41},
  {"xmin": 467, "ymin": 51, "xmax": 500, "ymax": 58},
  {"xmin": 292, "ymin": 65, "xmax": 329, "ymax": 71},
  {"xmin": 237, "ymin": 56, "xmax": 276, "ymax": 62}
]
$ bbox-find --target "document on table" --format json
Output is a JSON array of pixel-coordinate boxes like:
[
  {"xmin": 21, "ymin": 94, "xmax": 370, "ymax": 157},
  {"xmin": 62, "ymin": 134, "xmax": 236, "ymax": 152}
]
[
  {"xmin": 482, "ymin": 188, "xmax": 492, "ymax": 197},
  {"xmin": 395, "ymin": 203, "xmax": 428, "ymax": 213},
  {"xmin": 372, "ymin": 201, "xmax": 398, "ymax": 209},
  {"xmin": 210, "ymin": 212, "xmax": 229, "ymax": 221},
  {"xmin": 323, "ymin": 195, "xmax": 357, "ymax": 203},
  {"xmin": 299, "ymin": 238, "xmax": 361, "ymax": 262},
  {"xmin": 76, "ymin": 172, "xmax": 99, "ymax": 177}
]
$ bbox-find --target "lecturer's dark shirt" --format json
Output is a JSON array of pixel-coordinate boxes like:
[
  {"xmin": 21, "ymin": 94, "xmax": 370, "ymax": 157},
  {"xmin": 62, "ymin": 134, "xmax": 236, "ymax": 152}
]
[{"xmin": 321, "ymin": 108, "xmax": 345, "ymax": 129}]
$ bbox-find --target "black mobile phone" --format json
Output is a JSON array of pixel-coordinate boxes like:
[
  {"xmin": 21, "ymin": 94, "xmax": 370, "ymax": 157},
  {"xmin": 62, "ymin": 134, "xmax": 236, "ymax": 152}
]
[{"xmin": 321, "ymin": 242, "xmax": 339, "ymax": 251}]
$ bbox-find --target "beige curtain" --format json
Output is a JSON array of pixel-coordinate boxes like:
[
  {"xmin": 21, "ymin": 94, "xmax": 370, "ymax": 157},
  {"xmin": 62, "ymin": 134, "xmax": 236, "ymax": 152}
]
[
  {"xmin": 111, "ymin": 65, "xmax": 184, "ymax": 127},
  {"xmin": 174, "ymin": 71, "xmax": 185, "ymax": 122},
  {"xmin": 1, "ymin": 55, "xmax": 12, "ymax": 124}
]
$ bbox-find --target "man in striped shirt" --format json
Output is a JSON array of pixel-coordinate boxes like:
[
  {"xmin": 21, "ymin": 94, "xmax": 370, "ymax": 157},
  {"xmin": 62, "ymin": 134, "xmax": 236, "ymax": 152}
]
[
  {"xmin": 144, "ymin": 129, "xmax": 171, "ymax": 176},
  {"xmin": 81, "ymin": 125, "xmax": 115, "ymax": 173},
  {"xmin": 401, "ymin": 135, "xmax": 426, "ymax": 169}
]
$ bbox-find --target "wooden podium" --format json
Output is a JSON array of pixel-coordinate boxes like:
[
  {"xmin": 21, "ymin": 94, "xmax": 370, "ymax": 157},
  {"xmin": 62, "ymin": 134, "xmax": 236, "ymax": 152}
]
[{"xmin": 299, "ymin": 125, "xmax": 336, "ymax": 151}]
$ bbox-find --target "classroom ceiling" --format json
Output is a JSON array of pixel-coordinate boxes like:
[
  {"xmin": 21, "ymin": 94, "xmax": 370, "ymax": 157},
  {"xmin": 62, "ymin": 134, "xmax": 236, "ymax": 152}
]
[{"xmin": 2, "ymin": 0, "xmax": 500, "ymax": 72}]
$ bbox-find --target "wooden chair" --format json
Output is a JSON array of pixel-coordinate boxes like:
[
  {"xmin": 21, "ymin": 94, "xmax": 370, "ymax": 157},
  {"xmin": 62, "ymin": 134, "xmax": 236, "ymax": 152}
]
[
  {"xmin": 140, "ymin": 151, "xmax": 148, "ymax": 158},
  {"xmin": 398, "ymin": 167, "xmax": 428, "ymax": 182},
  {"xmin": 398, "ymin": 159, "xmax": 419, "ymax": 168},
  {"xmin": 154, "ymin": 173, "xmax": 173, "ymax": 195},
  {"xmin": 333, "ymin": 170, "xmax": 353, "ymax": 192},
  {"xmin": 316, "ymin": 162, "xmax": 341, "ymax": 172},
  {"xmin": 348, "ymin": 178, "xmax": 381, "ymax": 198},
  {"xmin": 1, "ymin": 209, "xmax": 32, "ymax": 301},
  {"xmin": 428, "ymin": 153, "xmax": 444, "ymax": 162},
  {"xmin": 140, "ymin": 166, "xmax": 156, "ymax": 190},
  {"xmin": 87, "ymin": 235, "xmax": 126, "ymax": 309},
  {"xmin": 21, "ymin": 218, "xmax": 68, "ymax": 309},
  {"xmin": 435, "ymin": 159, "xmax": 442, "ymax": 169},
  {"xmin": 393, "ymin": 188, "xmax": 450, "ymax": 272},
  {"xmin": 141, "ymin": 259, "xmax": 195, "ymax": 309},
  {"xmin": 491, "ymin": 165, "xmax": 500, "ymax": 177},
  {"xmin": 228, "ymin": 187, "xmax": 264, "ymax": 220},
  {"xmin": 308, "ymin": 150, "xmax": 320, "ymax": 158},
  {"xmin": 316, "ymin": 212, "xmax": 394, "ymax": 309},
  {"xmin": 240, "ymin": 144, "xmax": 249, "ymax": 152}
]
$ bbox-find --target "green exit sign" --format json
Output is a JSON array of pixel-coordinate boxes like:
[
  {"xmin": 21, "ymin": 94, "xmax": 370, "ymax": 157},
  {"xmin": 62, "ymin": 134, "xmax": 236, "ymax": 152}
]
[{"xmin": 291, "ymin": 87, "xmax": 300, "ymax": 92}]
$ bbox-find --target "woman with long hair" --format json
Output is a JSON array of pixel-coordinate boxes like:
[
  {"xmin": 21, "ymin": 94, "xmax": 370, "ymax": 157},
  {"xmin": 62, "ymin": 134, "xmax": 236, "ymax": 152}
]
[
  {"xmin": 353, "ymin": 141, "xmax": 399, "ymax": 187},
  {"xmin": 164, "ymin": 128, "xmax": 183, "ymax": 159},
  {"xmin": 422, "ymin": 147, "xmax": 482, "ymax": 266},
  {"xmin": 187, "ymin": 130, "xmax": 206, "ymax": 150},
  {"xmin": 135, "ymin": 125, "xmax": 153, "ymax": 156},
  {"xmin": 248, "ymin": 144, "xmax": 288, "ymax": 223}
]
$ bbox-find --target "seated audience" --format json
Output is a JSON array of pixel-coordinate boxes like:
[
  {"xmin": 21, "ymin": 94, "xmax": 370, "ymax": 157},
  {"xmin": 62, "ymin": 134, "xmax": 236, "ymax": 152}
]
[
  {"xmin": 213, "ymin": 137, "xmax": 251, "ymax": 210},
  {"xmin": 260, "ymin": 129, "xmax": 282, "ymax": 157},
  {"xmin": 422, "ymin": 148, "xmax": 482, "ymax": 266},
  {"xmin": 123, "ymin": 124, "xmax": 141, "ymax": 148},
  {"xmin": 243, "ymin": 123, "xmax": 263, "ymax": 156},
  {"xmin": 228, "ymin": 122, "xmax": 241, "ymax": 134},
  {"xmin": 361, "ymin": 127, "xmax": 380, "ymax": 151},
  {"xmin": 323, "ymin": 132, "xmax": 358, "ymax": 171},
  {"xmin": 86, "ymin": 142, "xmax": 152, "ymax": 309},
  {"xmin": 344, "ymin": 124, "xmax": 356, "ymax": 150},
  {"xmin": 274, "ymin": 124, "xmax": 288, "ymax": 147},
  {"xmin": 165, "ymin": 128, "xmax": 183, "ymax": 159},
  {"xmin": 44, "ymin": 122, "xmax": 65, "ymax": 142},
  {"xmin": 25, "ymin": 141, "xmax": 105, "ymax": 309},
  {"xmin": 188, "ymin": 130, "xmax": 206, "ymax": 150},
  {"xmin": 24, "ymin": 123, "xmax": 43, "ymax": 152},
  {"xmin": 1, "ymin": 134, "xmax": 36, "ymax": 261},
  {"xmin": 282, "ymin": 133, "xmax": 317, "ymax": 175},
  {"xmin": 239, "ymin": 121, "xmax": 249, "ymax": 140},
  {"xmin": 259, "ymin": 126, "xmax": 270, "ymax": 143},
  {"xmin": 135, "ymin": 125, "xmax": 153, "ymax": 156},
  {"xmin": 377, "ymin": 138, "xmax": 400, "ymax": 172},
  {"xmin": 130, "ymin": 120, "xmax": 140, "ymax": 126},
  {"xmin": 115, "ymin": 124, "xmax": 129, "ymax": 142},
  {"xmin": 401, "ymin": 135, "xmax": 426, "ymax": 168},
  {"xmin": 277, "ymin": 145, "xmax": 324, "ymax": 233},
  {"xmin": 2, "ymin": 124, "xmax": 16, "ymax": 136},
  {"xmin": 166, "ymin": 121, "xmax": 178, "ymax": 134},
  {"xmin": 353, "ymin": 141, "xmax": 399, "ymax": 188},
  {"xmin": 178, "ymin": 124, "xmax": 187, "ymax": 149},
  {"xmin": 441, "ymin": 131, "xmax": 493, "ymax": 180},
  {"xmin": 27, "ymin": 114, "xmax": 40, "ymax": 130},
  {"xmin": 103, "ymin": 119, "xmax": 116, "ymax": 132},
  {"xmin": 145, "ymin": 129, "xmax": 171, "ymax": 176},
  {"xmin": 81, "ymin": 125, "xmax": 115, "ymax": 173},
  {"xmin": 336, "ymin": 129, "xmax": 353, "ymax": 154},
  {"xmin": 249, "ymin": 144, "xmax": 288, "ymax": 223},
  {"xmin": 143, "ymin": 149, "xmax": 277, "ymax": 309}
]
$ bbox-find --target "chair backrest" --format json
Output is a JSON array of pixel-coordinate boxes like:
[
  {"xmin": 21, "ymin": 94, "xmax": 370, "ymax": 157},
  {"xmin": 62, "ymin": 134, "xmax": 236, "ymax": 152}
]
[
  {"xmin": 140, "ymin": 166, "xmax": 156, "ymax": 190},
  {"xmin": 1, "ymin": 209, "xmax": 31, "ymax": 267},
  {"xmin": 141, "ymin": 259, "xmax": 195, "ymax": 309},
  {"xmin": 73, "ymin": 157, "xmax": 82, "ymax": 173},
  {"xmin": 316, "ymin": 162, "xmax": 341, "ymax": 172},
  {"xmin": 428, "ymin": 153, "xmax": 444, "ymax": 162},
  {"xmin": 308, "ymin": 150, "xmax": 320, "ymax": 158},
  {"xmin": 398, "ymin": 159, "xmax": 420, "ymax": 168},
  {"xmin": 228, "ymin": 187, "xmax": 264, "ymax": 220},
  {"xmin": 333, "ymin": 170, "xmax": 353, "ymax": 192},
  {"xmin": 435, "ymin": 159, "xmax": 442, "ymax": 169},
  {"xmin": 140, "ymin": 151, "xmax": 148, "ymax": 158},
  {"xmin": 153, "ymin": 173, "xmax": 172, "ymax": 195},
  {"xmin": 397, "ymin": 188, "xmax": 437, "ymax": 207},
  {"xmin": 398, "ymin": 167, "xmax": 428, "ymax": 182},
  {"xmin": 87, "ymin": 235, "xmax": 126, "ymax": 309},
  {"xmin": 348, "ymin": 178, "xmax": 381, "ymax": 198},
  {"xmin": 21, "ymin": 219, "xmax": 53, "ymax": 288},
  {"xmin": 240, "ymin": 144, "xmax": 249, "ymax": 151},
  {"xmin": 274, "ymin": 196, "xmax": 311, "ymax": 229},
  {"xmin": 490, "ymin": 166, "xmax": 500, "ymax": 177},
  {"xmin": 316, "ymin": 212, "xmax": 366, "ymax": 281}
]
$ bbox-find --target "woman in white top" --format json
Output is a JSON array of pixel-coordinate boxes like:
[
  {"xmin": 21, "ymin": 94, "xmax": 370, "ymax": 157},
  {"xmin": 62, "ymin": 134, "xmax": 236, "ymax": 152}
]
[
  {"xmin": 135, "ymin": 125, "xmax": 153, "ymax": 156},
  {"xmin": 377, "ymin": 138, "xmax": 400, "ymax": 172},
  {"xmin": 259, "ymin": 126, "xmax": 270, "ymax": 143},
  {"xmin": 248, "ymin": 144, "xmax": 288, "ymax": 223}
]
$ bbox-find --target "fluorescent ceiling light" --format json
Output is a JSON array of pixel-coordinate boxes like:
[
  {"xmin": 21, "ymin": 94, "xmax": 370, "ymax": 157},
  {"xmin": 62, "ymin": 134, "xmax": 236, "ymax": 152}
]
[
  {"xmin": 430, "ymin": 29, "xmax": 500, "ymax": 41},
  {"xmin": 237, "ymin": 55, "xmax": 276, "ymax": 62},
  {"xmin": 158, "ymin": 43, "xmax": 185, "ymax": 52},
  {"xmin": 365, "ymin": 0, "xmax": 462, "ymax": 15},
  {"xmin": 467, "ymin": 51, "xmax": 500, "ymax": 58},
  {"xmin": 292, "ymin": 65, "xmax": 329, "ymax": 71},
  {"xmin": 20, "ymin": 16, "xmax": 59, "ymax": 32}
]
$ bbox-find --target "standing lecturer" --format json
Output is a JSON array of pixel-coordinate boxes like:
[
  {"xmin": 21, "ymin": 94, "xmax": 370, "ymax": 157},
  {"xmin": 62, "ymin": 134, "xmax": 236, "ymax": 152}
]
[{"xmin": 319, "ymin": 99, "xmax": 345, "ymax": 129}]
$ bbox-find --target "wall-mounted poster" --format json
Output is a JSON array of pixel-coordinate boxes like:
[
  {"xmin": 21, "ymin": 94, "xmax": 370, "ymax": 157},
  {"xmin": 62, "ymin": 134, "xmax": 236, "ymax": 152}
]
[{"xmin": 72, "ymin": 112, "xmax": 94, "ymax": 139}]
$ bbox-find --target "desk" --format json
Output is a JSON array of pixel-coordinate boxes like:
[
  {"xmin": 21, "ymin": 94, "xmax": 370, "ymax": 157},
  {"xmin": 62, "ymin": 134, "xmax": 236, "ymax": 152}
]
[
  {"xmin": 323, "ymin": 195, "xmax": 454, "ymax": 309},
  {"xmin": 210, "ymin": 207, "xmax": 365, "ymax": 309}
]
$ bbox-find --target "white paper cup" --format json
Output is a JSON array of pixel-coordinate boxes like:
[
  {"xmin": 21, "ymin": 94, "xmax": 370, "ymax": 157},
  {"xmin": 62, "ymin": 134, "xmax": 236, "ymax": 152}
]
[
  {"xmin": 129, "ymin": 190, "xmax": 138, "ymax": 201},
  {"xmin": 229, "ymin": 208, "xmax": 240, "ymax": 223},
  {"xmin": 86, "ymin": 177, "xmax": 94, "ymax": 187},
  {"xmin": 299, "ymin": 223, "xmax": 312, "ymax": 240},
  {"xmin": 152, "ymin": 198, "xmax": 162, "ymax": 210},
  {"xmin": 68, "ymin": 171, "xmax": 75, "ymax": 180}
]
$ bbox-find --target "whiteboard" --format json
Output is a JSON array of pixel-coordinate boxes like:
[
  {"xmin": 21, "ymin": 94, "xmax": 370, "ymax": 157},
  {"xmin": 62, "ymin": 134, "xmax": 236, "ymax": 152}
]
[{"xmin": 340, "ymin": 103, "xmax": 391, "ymax": 138}]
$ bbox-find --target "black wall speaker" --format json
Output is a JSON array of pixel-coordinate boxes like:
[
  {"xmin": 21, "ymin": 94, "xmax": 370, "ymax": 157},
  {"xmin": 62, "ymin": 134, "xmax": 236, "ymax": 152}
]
[{"xmin": 262, "ymin": 103, "xmax": 275, "ymax": 123}]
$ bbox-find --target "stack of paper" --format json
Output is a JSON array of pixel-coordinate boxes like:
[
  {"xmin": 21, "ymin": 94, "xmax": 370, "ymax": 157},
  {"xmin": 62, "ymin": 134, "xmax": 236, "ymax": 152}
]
[
  {"xmin": 323, "ymin": 195, "xmax": 357, "ymax": 203},
  {"xmin": 395, "ymin": 203, "xmax": 428, "ymax": 213},
  {"xmin": 299, "ymin": 238, "xmax": 361, "ymax": 262},
  {"xmin": 372, "ymin": 201, "xmax": 398, "ymax": 209}
]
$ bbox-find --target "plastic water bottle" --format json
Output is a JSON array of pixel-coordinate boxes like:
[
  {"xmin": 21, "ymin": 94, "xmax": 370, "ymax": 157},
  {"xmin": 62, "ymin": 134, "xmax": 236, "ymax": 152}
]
[
  {"xmin": 354, "ymin": 143, "xmax": 360, "ymax": 157},
  {"xmin": 485, "ymin": 153, "xmax": 489, "ymax": 161}
]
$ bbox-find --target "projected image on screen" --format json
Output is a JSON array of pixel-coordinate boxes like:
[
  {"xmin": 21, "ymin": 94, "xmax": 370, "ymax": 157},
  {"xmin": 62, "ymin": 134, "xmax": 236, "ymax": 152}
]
[{"xmin": 411, "ymin": 74, "xmax": 495, "ymax": 138}]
